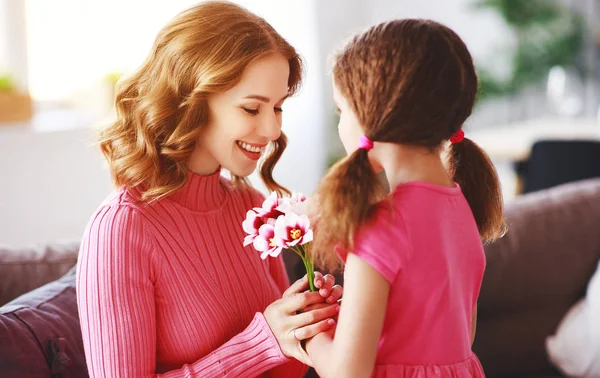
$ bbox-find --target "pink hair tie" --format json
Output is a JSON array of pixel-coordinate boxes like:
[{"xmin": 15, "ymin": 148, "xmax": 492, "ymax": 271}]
[
  {"xmin": 358, "ymin": 135, "xmax": 374, "ymax": 151},
  {"xmin": 450, "ymin": 129, "xmax": 465, "ymax": 144}
]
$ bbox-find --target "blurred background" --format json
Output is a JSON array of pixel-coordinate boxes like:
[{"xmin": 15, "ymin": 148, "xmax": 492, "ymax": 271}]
[{"xmin": 1, "ymin": 0, "xmax": 599, "ymax": 247}]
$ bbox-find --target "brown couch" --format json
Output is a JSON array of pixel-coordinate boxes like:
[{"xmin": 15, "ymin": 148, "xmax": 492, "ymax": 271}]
[
  {"xmin": 2, "ymin": 179, "xmax": 600, "ymax": 377},
  {"xmin": 0, "ymin": 242, "xmax": 82, "ymax": 377},
  {"xmin": 0, "ymin": 241, "xmax": 79, "ymax": 307},
  {"xmin": 473, "ymin": 178, "xmax": 600, "ymax": 377}
]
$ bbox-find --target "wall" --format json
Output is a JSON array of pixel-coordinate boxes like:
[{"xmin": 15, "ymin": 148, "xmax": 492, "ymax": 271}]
[{"xmin": 0, "ymin": 123, "xmax": 113, "ymax": 247}]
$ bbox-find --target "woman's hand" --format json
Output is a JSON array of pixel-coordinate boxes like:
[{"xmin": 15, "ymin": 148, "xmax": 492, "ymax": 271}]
[{"xmin": 264, "ymin": 275, "xmax": 340, "ymax": 365}]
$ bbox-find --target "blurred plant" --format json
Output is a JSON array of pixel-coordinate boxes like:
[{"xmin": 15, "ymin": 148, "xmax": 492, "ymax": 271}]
[
  {"xmin": 0, "ymin": 74, "xmax": 16, "ymax": 92},
  {"xmin": 103, "ymin": 72, "xmax": 124, "ymax": 110},
  {"xmin": 103, "ymin": 72, "xmax": 123, "ymax": 86},
  {"xmin": 474, "ymin": 0, "xmax": 586, "ymax": 103}
]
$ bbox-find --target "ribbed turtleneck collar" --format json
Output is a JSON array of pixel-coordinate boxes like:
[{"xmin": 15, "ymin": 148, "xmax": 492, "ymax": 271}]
[{"xmin": 168, "ymin": 170, "xmax": 228, "ymax": 212}]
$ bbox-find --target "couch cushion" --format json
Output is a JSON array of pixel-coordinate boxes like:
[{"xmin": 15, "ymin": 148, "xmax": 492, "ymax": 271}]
[
  {"xmin": 0, "ymin": 241, "xmax": 80, "ymax": 306},
  {"xmin": 0, "ymin": 306, "xmax": 49, "ymax": 376},
  {"xmin": 474, "ymin": 179, "xmax": 600, "ymax": 377},
  {"xmin": 481, "ymin": 178, "xmax": 600, "ymax": 315},
  {"xmin": 0, "ymin": 266, "xmax": 88, "ymax": 378}
]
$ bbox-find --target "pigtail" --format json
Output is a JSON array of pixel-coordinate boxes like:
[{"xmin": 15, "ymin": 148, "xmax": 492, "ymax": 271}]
[
  {"xmin": 449, "ymin": 137, "xmax": 506, "ymax": 243},
  {"xmin": 311, "ymin": 148, "xmax": 385, "ymax": 270}
]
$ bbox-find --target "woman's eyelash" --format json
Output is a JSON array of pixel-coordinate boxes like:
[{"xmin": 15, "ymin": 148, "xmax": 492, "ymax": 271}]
[
  {"xmin": 243, "ymin": 107, "xmax": 284, "ymax": 115},
  {"xmin": 243, "ymin": 108, "xmax": 259, "ymax": 115}
]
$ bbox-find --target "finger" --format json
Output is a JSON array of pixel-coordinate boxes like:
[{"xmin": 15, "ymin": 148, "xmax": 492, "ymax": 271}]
[
  {"xmin": 292, "ymin": 303, "xmax": 340, "ymax": 328},
  {"xmin": 325, "ymin": 285, "xmax": 343, "ymax": 304},
  {"xmin": 293, "ymin": 318, "xmax": 336, "ymax": 340},
  {"xmin": 313, "ymin": 271, "xmax": 324, "ymax": 289},
  {"xmin": 319, "ymin": 274, "xmax": 336, "ymax": 297},
  {"xmin": 283, "ymin": 275, "xmax": 308, "ymax": 298},
  {"xmin": 284, "ymin": 291, "xmax": 326, "ymax": 313},
  {"xmin": 303, "ymin": 302, "xmax": 331, "ymax": 312}
]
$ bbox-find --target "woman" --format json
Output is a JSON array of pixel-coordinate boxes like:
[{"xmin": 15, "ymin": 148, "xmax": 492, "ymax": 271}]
[{"xmin": 76, "ymin": 2, "xmax": 341, "ymax": 377}]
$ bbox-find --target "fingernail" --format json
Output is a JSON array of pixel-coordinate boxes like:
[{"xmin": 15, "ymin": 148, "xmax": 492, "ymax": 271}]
[
  {"xmin": 327, "ymin": 319, "xmax": 336, "ymax": 326},
  {"xmin": 316, "ymin": 281, "xmax": 322, "ymax": 288},
  {"xmin": 336, "ymin": 305, "xmax": 341, "ymax": 312},
  {"xmin": 327, "ymin": 296, "xmax": 335, "ymax": 303},
  {"xmin": 320, "ymin": 289, "xmax": 329, "ymax": 297}
]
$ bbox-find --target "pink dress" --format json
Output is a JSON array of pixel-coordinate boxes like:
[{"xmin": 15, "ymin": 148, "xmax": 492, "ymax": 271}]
[{"xmin": 340, "ymin": 182, "xmax": 486, "ymax": 377}]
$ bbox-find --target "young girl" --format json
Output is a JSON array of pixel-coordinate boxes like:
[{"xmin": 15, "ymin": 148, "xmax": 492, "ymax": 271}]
[{"xmin": 305, "ymin": 19, "xmax": 506, "ymax": 377}]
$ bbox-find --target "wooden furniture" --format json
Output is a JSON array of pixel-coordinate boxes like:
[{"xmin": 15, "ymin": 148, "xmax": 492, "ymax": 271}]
[{"xmin": 0, "ymin": 91, "xmax": 33, "ymax": 123}]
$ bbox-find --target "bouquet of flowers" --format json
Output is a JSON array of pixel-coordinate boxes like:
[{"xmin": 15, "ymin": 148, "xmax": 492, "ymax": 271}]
[{"xmin": 242, "ymin": 192, "xmax": 316, "ymax": 291}]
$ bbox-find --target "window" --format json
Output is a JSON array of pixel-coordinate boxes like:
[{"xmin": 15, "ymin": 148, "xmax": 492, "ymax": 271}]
[{"xmin": 25, "ymin": 0, "xmax": 198, "ymax": 105}]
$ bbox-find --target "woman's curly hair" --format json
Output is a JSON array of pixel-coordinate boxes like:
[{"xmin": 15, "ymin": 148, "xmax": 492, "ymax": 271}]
[{"xmin": 99, "ymin": 1, "xmax": 303, "ymax": 202}]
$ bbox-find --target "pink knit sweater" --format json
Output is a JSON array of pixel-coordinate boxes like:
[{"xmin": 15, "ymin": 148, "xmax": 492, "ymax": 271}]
[{"xmin": 76, "ymin": 170, "xmax": 307, "ymax": 377}]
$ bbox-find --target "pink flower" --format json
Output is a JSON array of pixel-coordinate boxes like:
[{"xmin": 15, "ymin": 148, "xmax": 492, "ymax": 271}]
[
  {"xmin": 253, "ymin": 223, "xmax": 284, "ymax": 259},
  {"xmin": 242, "ymin": 210, "xmax": 264, "ymax": 246},
  {"xmin": 253, "ymin": 192, "xmax": 284, "ymax": 222},
  {"xmin": 275, "ymin": 213, "xmax": 313, "ymax": 247},
  {"xmin": 290, "ymin": 192, "xmax": 307, "ymax": 203},
  {"xmin": 276, "ymin": 192, "xmax": 308, "ymax": 216}
]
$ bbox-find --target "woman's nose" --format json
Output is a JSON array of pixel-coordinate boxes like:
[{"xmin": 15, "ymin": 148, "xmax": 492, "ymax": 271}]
[{"xmin": 257, "ymin": 113, "xmax": 282, "ymax": 141}]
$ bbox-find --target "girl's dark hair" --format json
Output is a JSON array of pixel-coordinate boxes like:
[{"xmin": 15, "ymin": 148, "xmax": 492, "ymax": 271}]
[{"xmin": 313, "ymin": 19, "xmax": 506, "ymax": 270}]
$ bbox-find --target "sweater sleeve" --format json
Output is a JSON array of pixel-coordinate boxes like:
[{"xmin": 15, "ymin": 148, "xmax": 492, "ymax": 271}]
[
  {"xmin": 76, "ymin": 203, "xmax": 290, "ymax": 378},
  {"xmin": 268, "ymin": 254, "xmax": 292, "ymax": 295}
]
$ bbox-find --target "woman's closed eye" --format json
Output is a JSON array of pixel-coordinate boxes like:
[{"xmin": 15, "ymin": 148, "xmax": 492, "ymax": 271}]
[
  {"xmin": 242, "ymin": 107, "xmax": 259, "ymax": 115},
  {"xmin": 242, "ymin": 106, "xmax": 284, "ymax": 115}
]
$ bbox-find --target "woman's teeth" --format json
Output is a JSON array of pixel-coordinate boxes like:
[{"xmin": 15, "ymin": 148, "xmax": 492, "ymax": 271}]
[{"xmin": 237, "ymin": 141, "xmax": 263, "ymax": 153}]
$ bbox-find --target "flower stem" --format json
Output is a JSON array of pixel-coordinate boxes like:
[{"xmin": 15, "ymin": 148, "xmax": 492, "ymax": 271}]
[{"xmin": 294, "ymin": 245, "xmax": 316, "ymax": 292}]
